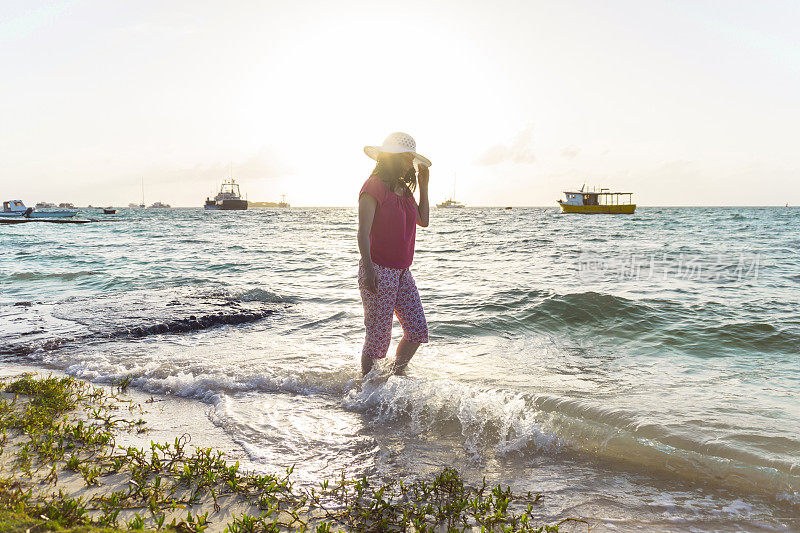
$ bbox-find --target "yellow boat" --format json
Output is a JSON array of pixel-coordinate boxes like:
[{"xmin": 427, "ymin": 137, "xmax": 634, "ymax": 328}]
[{"xmin": 557, "ymin": 186, "xmax": 636, "ymax": 214}]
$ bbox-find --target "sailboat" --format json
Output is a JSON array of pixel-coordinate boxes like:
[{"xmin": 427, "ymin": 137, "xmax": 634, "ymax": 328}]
[
  {"xmin": 137, "ymin": 177, "xmax": 170, "ymax": 208},
  {"xmin": 129, "ymin": 178, "xmax": 145, "ymax": 208},
  {"xmin": 437, "ymin": 173, "xmax": 465, "ymax": 208}
]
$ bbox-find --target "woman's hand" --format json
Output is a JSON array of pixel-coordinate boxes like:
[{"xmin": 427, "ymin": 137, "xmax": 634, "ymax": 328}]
[
  {"xmin": 363, "ymin": 263, "xmax": 378, "ymax": 294},
  {"xmin": 417, "ymin": 164, "xmax": 430, "ymax": 190}
]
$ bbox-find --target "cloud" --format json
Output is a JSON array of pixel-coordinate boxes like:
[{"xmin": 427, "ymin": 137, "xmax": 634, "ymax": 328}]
[
  {"xmin": 474, "ymin": 125, "xmax": 536, "ymax": 166},
  {"xmin": 561, "ymin": 145, "xmax": 580, "ymax": 159},
  {"xmin": 474, "ymin": 144, "xmax": 509, "ymax": 166}
]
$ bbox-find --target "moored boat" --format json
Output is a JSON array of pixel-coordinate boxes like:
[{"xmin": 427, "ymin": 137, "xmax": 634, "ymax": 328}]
[
  {"xmin": 148, "ymin": 202, "xmax": 171, "ymax": 209},
  {"xmin": 437, "ymin": 174, "xmax": 465, "ymax": 208},
  {"xmin": 205, "ymin": 179, "xmax": 248, "ymax": 210},
  {"xmin": 1, "ymin": 200, "xmax": 78, "ymax": 218},
  {"xmin": 436, "ymin": 198, "xmax": 465, "ymax": 208},
  {"xmin": 557, "ymin": 185, "xmax": 636, "ymax": 214}
]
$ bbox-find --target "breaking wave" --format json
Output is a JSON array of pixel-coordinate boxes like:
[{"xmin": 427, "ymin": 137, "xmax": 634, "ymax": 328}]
[
  {"xmin": 440, "ymin": 289, "xmax": 800, "ymax": 354},
  {"xmin": 22, "ymin": 341, "xmax": 800, "ymax": 503}
]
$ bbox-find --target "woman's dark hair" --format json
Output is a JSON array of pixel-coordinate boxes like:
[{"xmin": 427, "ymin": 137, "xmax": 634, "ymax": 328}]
[{"xmin": 370, "ymin": 153, "xmax": 416, "ymax": 195}]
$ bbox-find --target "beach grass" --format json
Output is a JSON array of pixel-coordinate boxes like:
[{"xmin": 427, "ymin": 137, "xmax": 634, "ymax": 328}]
[{"xmin": 0, "ymin": 373, "xmax": 577, "ymax": 532}]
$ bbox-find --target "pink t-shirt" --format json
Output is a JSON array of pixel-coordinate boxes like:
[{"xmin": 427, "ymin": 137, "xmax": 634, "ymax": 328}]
[{"xmin": 359, "ymin": 176, "xmax": 418, "ymax": 269}]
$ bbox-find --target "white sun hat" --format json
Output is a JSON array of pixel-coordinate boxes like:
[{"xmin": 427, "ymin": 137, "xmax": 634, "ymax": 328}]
[{"xmin": 364, "ymin": 132, "xmax": 432, "ymax": 168}]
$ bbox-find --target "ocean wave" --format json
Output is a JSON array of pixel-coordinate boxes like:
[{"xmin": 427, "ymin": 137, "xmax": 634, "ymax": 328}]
[
  {"xmin": 438, "ymin": 289, "xmax": 666, "ymax": 339},
  {"xmin": 38, "ymin": 355, "xmax": 355, "ymax": 404},
  {"xmin": 452, "ymin": 289, "xmax": 655, "ymax": 322},
  {"xmin": 8, "ymin": 270, "xmax": 100, "ymax": 281},
  {"xmin": 219, "ymin": 287, "xmax": 295, "ymax": 304},
  {"xmin": 660, "ymin": 321, "xmax": 800, "ymax": 353},
  {"xmin": 531, "ymin": 291, "xmax": 659, "ymax": 327},
  {"xmin": 342, "ymin": 377, "xmax": 800, "ymax": 499},
  {"xmin": 437, "ymin": 289, "xmax": 800, "ymax": 354},
  {"xmin": 28, "ymin": 348, "xmax": 798, "ymax": 501},
  {"xmin": 343, "ymin": 376, "xmax": 560, "ymax": 457}
]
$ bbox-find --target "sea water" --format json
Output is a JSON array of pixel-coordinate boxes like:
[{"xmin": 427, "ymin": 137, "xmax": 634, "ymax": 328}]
[{"xmin": 1, "ymin": 207, "xmax": 798, "ymax": 531}]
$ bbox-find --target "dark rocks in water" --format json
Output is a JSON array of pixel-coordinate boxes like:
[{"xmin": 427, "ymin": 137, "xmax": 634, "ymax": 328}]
[
  {"xmin": 0, "ymin": 345, "xmax": 34, "ymax": 356},
  {"xmin": 1, "ymin": 337, "xmax": 71, "ymax": 357},
  {"xmin": 2, "ymin": 308, "xmax": 277, "ymax": 358},
  {"xmin": 123, "ymin": 309, "xmax": 275, "ymax": 337},
  {"xmin": 14, "ymin": 302, "xmax": 33, "ymax": 307}
]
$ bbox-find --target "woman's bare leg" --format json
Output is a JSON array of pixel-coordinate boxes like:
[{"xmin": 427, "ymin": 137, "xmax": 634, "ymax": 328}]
[
  {"xmin": 391, "ymin": 338, "xmax": 420, "ymax": 374},
  {"xmin": 362, "ymin": 352, "xmax": 376, "ymax": 376}
]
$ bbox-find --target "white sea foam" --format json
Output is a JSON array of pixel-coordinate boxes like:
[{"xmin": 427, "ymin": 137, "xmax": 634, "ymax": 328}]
[
  {"xmin": 776, "ymin": 491, "xmax": 800, "ymax": 505},
  {"xmin": 343, "ymin": 375, "xmax": 561, "ymax": 457},
  {"xmin": 222, "ymin": 287, "xmax": 295, "ymax": 304},
  {"xmin": 720, "ymin": 499, "xmax": 755, "ymax": 517},
  {"xmin": 40, "ymin": 349, "xmax": 355, "ymax": 405},
  {"xmin": 28, "ymin": 343, "xmax": 800, "ymax": 505}
]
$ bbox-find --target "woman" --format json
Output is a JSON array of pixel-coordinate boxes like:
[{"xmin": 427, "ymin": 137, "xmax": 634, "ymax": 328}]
[{"xmin": 357, "ymin": 132, "xmax": 431, "ymax": 376}]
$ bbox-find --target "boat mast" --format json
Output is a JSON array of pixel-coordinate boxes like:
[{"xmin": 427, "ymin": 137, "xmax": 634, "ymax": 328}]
[{"xmin": 141, "ymin": 177, "xmax": 145, "ymax": 207}]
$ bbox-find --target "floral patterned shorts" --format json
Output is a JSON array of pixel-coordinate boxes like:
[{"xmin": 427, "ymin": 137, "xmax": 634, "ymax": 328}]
[{"xmin": 358, "ymin": 260, "xmax": 429, "ymax": 360}]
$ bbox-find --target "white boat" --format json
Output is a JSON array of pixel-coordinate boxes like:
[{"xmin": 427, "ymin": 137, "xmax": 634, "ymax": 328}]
[
  {"xmin": 436, "ymin": 198, "xmax": 465, "ymax": 208},
  {"xmin": 148, "ymin": 201, "xmax": 171, "ymax": 209},
  {"xmin": 436, "ymin": 173, "xmax": 466, "ymax": 208},
  {"xmin": 1, "ymin": 200, "xmax": 78, "ymax": 218}
]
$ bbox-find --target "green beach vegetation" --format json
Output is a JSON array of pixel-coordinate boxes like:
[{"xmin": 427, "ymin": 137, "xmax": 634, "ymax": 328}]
[{"xmin": 0, "ymin": 373, "xmax": 580, "ymax": 532}]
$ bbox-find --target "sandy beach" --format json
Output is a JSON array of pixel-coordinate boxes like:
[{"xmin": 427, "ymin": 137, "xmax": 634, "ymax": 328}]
[{"xmin": 0, "ymin": 364, "xmax": 271, "ymax": 532}]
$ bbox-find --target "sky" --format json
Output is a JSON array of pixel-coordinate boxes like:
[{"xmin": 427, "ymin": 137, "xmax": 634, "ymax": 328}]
[{"xmin": 1, "ymin": 0, "xmax": 798, "ymax": 207}]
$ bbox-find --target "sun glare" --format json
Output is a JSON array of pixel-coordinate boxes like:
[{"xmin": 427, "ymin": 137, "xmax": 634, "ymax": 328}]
[{"xmin": 230, "ymin": 9, "xmax": 517, "ymax": 205}]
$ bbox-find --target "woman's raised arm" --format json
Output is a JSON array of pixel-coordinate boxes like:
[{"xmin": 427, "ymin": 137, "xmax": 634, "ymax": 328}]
[{"xmin": 416, "ymin": 165, "xmax": 429, "ymax": 227}]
